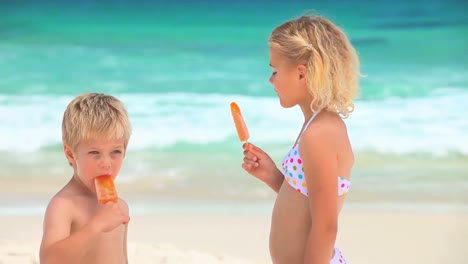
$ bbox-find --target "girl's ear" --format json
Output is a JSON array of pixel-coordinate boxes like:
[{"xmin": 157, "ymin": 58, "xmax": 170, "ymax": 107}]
[
  {"xmin": 63, "ymin": 144, "xmax": 75, "ymax": 166},
  {"xmin": 297, "ymin": 64, "xmax": 307, "ymax": 80}
]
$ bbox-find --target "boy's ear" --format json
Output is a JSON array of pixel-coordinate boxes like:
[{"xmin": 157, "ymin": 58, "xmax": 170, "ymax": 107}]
[{"xmin": 63, "ymin": 144, "xmax": 75, "ymax": 166}]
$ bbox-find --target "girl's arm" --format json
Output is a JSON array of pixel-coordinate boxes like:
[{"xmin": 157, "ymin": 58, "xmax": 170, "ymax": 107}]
[{"xmin": 300, "ymin": 121, "xmax": 340, "ymax": 264}]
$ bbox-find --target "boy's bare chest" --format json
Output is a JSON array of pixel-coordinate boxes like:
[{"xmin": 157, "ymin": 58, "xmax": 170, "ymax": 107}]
[{"xmin": 70, "ymin": 201, "xmax": 127, "ymax": 263}]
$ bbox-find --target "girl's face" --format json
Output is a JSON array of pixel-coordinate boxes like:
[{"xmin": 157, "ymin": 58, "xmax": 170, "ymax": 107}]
[
  {"xmin": 65, "ymin": 137, "xmax": 125, "ymax": 193},
  {"xmin": 268, "ymin": 47, "xmax": 308, "ymax": 108}
]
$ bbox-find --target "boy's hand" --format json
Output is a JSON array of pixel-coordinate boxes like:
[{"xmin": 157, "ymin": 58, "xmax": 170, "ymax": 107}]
[{"xmin": 90, "ymin": 201, "xmax": 130, "ymax": 233}]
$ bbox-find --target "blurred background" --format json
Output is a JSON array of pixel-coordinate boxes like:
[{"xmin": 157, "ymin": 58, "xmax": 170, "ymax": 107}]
[{"xmin": 0, "ymin": 0, "xmax": 467, "ymax": 215}]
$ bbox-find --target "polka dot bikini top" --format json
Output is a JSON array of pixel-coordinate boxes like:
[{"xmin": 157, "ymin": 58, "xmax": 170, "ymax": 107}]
[{"xmin": 281, "ymin": 111, "xmax": 351, "ymax": 197}]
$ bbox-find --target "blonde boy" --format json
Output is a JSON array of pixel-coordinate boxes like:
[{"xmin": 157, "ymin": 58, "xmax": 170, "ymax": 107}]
[{"xmin": 40, "ymin": 93, "xmax": 131, "ymax": 264}]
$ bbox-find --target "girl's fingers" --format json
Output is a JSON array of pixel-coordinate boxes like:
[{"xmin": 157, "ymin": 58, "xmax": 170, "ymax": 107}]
[
  {"xmin": 243, "ymin": 157, "xmax": 258, "ymax": 166},
  {"xmin": 242, "ymin": 163, "xmax": 251, "ymax": 172},
  {"xmin": 242, "ymin": 163, "xmax": 255, "ymax": 172},
  {"xmin": 243, "ymin": 150, "xmax": 258, "ymax": 161},
  {"xmin": 244, "ymin": 143, "xmax": 266, "ymax": 159},
  {"xmin": 242, "ymin": 143, "xmax": 261, "ymax": 174}
]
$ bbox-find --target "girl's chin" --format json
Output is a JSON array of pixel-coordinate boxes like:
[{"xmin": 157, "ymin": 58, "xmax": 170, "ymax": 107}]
[{"xmin": 279, "ymin": 100, "xmax": 293, "ymax": 108}]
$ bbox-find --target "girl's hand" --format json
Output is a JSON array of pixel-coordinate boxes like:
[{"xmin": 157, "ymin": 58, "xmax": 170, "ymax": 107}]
[{"xmin": 242, "ymin": 143, "xmax": 281, "ymax": 185}]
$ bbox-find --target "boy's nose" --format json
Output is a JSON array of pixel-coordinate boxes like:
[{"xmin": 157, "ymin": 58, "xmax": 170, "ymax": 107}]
[{"xmin": 99, "ymin": 156, "xmax": 112, "ymax": 170}]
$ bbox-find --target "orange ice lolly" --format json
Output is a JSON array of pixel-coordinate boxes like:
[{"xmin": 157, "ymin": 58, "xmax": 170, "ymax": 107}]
[
  {"xmin": 94, "ymin": 175, "xmax": 119, "ymax": 205},
  {"xmin": 230, "ymin": 102, "xmax": 250, "ymax": 143}
]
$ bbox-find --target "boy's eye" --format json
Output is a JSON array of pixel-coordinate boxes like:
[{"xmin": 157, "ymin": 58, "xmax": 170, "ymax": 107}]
[
  {"xmin": 272, "ymin": 72, "xmax": 277, "ymax": 76},
  {"xmin": 89, "ymin": 151, "xmax": 99, "ymax": 155},
  {"xmin": 112, "ymin": 150, "xmax": 123, "ymax": 154}
]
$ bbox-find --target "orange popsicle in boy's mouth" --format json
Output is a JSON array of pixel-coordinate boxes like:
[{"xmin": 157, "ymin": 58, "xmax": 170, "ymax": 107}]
[
  {"xmin": 94, "ymin": 175, "xmax": 119, "ymax": 205},
  {"xmin": 230, "ymin": 102, "xmax": 250, "ymax": 143}
]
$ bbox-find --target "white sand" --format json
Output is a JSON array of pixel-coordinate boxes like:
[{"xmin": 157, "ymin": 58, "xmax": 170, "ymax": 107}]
[{"xmin": 0, "ymin": 210, "xmax": 466, "ymax": 264}]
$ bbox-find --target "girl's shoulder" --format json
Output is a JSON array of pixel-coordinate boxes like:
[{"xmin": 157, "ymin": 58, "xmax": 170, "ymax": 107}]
[{"xmin": 307, "ymin": 111, "xmax": 347, "ymax": 136}]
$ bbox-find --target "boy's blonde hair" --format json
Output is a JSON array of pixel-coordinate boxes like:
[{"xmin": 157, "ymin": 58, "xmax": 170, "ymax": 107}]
[
  {"xmin": 268, "ymin": 14, "xmax": 360, "ymax": 117},
  {"xmin": 62, "ymin": 93, "xmax": 132, "ymax": 151}
]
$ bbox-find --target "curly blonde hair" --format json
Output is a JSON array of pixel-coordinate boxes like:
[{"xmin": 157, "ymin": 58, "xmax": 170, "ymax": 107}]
[
  {"xmin": 268, "ymin": 14, "xmax": 361, "ymax": 117},
  {"xmin": 62, "ymin": 93, "xmax": 132, "ymax": 151}
]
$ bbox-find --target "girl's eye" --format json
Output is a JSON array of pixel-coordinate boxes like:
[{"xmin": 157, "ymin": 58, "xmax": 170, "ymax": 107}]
[
  {"xmin": 112, "ymin": 150, "xmax": 123, "ymax": 154},
  {"xmin": 89, "ymin": 151, "xmax": 99, "ymax": 155},
  {"xmin": 271, "ymin": 72, "xmax": 277, "ymax": 76}
]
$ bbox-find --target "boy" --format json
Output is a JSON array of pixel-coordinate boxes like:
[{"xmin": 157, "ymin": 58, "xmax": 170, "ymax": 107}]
[{"xmin": 40, "ymin": 93, "xmax": 131, "ymax": 264}]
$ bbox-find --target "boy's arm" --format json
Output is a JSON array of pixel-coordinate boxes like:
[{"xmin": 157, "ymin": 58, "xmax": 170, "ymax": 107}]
[
  {"xmin": 40, "ymin": 197, "xmax": 100, "ymax": 264},
  {"xmin": 123, "ymin": 223, "xmax": 129, "ymax": 264},
  {"xmin": 121, "ymin": 199, "xmax": 129, "ymax": 264}
]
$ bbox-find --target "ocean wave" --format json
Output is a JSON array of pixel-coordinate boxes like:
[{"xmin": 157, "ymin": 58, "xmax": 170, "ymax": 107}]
[{"xmin": 0, "ymin": 89, "xmax": 467, "ymax": 156}]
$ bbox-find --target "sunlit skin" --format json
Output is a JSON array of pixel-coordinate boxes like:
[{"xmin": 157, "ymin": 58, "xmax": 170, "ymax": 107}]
[
  {"xmin": 40, "ymin": 137, "xmax": 130, "ymax": 264},
  {"xmin": 242, "ymin": 47, "xmax": 354, "ymax": 264}
]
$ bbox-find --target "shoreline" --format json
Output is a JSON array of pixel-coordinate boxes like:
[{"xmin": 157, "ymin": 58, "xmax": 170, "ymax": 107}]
[
  {"xmin": 0, "ymin": 150, "xmax": 466, "ymax": 209},
  {"xmin": 1, "ymin": 197, "xmax": 468, "ymax": 218},
  {"xmin": 1, "ymin": 194, "xmax": 467, "ymax": 217}
]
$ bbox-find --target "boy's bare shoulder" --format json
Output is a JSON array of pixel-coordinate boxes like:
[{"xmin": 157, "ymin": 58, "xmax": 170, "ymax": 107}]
[
  {"xmin": 41, "ymin": 195, "xmax": 76, "ymax": 233},
  {"xmin": 45, "ymin": 183, "xmax": 89, "ymax": 213},
  {"xmin": 44, "ymin": 191, "xmax": 76, "ymax": 215}
]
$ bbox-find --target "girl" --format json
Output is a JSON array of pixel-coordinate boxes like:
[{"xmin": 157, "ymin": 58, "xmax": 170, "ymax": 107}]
[{"xmin": 242, "ymin": 14, "xmax": 360, "ymax": 264}]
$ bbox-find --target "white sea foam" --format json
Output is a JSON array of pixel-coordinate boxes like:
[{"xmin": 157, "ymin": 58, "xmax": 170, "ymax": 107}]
[{"xmin": 0, "ymin": 89, "xmax": 467, "ymax": 156}]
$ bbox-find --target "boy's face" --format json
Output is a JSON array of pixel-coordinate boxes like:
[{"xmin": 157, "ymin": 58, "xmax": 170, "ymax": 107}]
[{"xmin": 65, "ymin": 137, "xmax": 126, "ymax": 193}]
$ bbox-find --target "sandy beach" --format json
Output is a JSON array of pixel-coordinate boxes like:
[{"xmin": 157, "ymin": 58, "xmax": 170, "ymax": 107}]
[{"xmin": 1, "ymin": 208, "xmax": 466, "ymax": 264}]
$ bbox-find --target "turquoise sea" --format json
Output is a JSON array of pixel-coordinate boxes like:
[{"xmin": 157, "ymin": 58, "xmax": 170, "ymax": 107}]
[{"xmin": 0, "ymin": 0, "xmax": 467, "ymax": 215}]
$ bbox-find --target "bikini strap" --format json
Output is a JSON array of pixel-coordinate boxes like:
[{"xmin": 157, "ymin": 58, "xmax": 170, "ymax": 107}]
[{"xmin": 297, "ymin": 110, "xmax": 321, "ymax": 142}]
